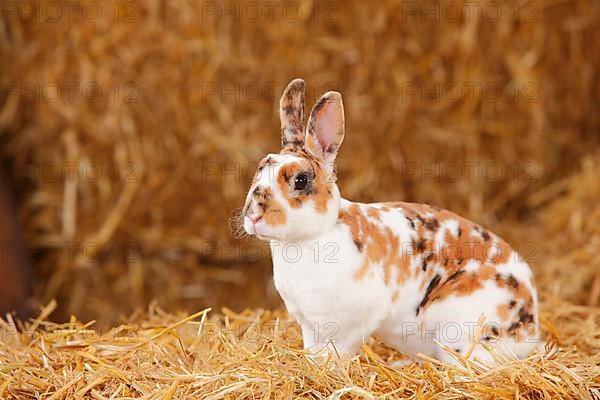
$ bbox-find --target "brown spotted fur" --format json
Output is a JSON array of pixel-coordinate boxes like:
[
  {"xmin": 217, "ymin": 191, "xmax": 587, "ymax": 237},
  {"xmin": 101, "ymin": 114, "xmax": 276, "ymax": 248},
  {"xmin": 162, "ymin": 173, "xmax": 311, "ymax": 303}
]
[{"xmin": 337, "ymin": 201, "xmax": 536, "ymax": 343}]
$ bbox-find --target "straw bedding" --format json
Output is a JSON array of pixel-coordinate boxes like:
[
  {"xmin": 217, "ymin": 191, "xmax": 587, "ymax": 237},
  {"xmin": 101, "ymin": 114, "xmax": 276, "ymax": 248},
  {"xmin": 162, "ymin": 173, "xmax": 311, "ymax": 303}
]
[
  {"xmin": 0, "ymin": 294, "xmax": 598, "ymax": 399},
  {"xmin": 1, "ymin": 0, "xmax": 599, "ymax": 321},
  {"xmin": 0, "ymin": 0, "xmax": 599, "ymax": 397}
]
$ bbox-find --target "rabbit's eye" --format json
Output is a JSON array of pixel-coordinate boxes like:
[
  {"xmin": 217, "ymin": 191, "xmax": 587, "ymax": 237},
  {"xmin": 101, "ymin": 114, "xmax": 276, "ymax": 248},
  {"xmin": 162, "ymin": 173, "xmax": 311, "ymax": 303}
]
[{"xmin": 294, "ymin": 173, "xmax": 308, "ymax": 191}]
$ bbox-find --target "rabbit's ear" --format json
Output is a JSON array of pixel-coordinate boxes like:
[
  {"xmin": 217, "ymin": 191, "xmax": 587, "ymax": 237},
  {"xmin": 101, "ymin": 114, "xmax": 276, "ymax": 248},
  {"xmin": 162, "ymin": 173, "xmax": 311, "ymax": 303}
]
[
  {"xmin": 280, "ymin": 79, "xmax": 305, "ymax": 148},
  {"xmin": 305, "ymin": 91, "xmax": 345, "ymax": 164}
]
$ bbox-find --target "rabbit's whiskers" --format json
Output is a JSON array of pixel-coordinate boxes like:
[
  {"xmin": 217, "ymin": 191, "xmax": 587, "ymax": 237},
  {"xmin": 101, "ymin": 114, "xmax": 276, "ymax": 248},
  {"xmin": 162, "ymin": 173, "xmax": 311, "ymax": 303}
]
[{"xmin": 229, "ymin": 208, "xmax": 249, "ymax": 239}]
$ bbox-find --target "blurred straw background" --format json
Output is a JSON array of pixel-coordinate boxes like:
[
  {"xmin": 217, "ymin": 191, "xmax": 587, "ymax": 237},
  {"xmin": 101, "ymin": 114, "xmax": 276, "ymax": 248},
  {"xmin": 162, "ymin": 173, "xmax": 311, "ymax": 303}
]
[
  {"xmin": 0, "ymin": 0, "xmax": 599, "ymax": 329},
  {"xmin": 0, "ymin": 0, "xmax": 599, "ymax": 397}
]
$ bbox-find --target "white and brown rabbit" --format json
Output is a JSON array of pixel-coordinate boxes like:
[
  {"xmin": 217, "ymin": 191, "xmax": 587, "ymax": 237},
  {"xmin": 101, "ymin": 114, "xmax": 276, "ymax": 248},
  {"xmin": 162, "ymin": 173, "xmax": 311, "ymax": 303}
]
[{"xmin": 242, "ymin": 79, "xmax": 540, "ymax": 365}]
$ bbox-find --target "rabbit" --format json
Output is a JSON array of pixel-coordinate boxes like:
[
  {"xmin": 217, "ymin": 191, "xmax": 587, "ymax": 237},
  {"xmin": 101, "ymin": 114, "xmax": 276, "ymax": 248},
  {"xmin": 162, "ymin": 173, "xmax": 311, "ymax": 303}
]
[{"xmin": 241, "ymin": 79, "xmax": 540, "ymax": 366}]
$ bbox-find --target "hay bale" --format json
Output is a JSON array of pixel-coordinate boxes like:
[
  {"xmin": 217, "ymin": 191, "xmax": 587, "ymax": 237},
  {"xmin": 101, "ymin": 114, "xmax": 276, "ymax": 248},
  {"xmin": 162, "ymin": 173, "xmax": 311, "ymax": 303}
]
[
  {"xmin": 0, "ymin": 0, "xmax": 599, "ymax": 322},
  {"xmin": 531, "ymin": 154, "xmax": 600, "ymax": 306}
]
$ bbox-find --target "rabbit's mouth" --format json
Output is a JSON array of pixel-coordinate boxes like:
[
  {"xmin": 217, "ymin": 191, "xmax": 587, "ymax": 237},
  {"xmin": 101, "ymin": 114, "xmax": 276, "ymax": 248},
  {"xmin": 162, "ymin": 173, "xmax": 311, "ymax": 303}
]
[
  {"xmin": 244, "ymin": 215, "xmax": 266, "ymax": 237},
  {"xmin": 243, "ymin": 215, "xmax": 284, "ymax": 241}
]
